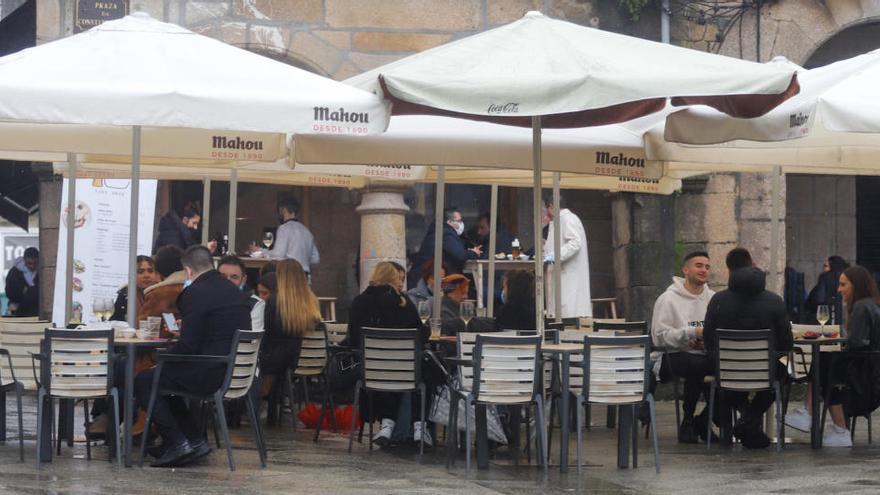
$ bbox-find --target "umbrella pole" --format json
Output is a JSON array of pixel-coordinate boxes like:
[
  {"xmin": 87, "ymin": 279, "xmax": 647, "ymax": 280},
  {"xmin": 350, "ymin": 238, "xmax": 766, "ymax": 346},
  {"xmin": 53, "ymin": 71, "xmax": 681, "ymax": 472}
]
[
  {"xmin": 228, "ymin": 169, "xmax": 238, "ymax": 254},
  {"xmin": 487, "ymin": 184, "xmax": 498, "ymax": 316},
  {"xmin": 126, "ymin": 126, "xmax": 141, "ymax": 327},
  {"xmin": 769, "ymin": 165, "xmax": 782, "ymax": 294},
  {"xmin": 532, "ymin": 116, "xmax": 544, "ymax": 335},
  {"xmin": 201, "ymin": 178, "xmax": 212, "ymax": 245},
  {"xmin": 431, "ymin": 168, "xmax": 445, "ymax": 334},
  {"xmin": 64, "ymin": 153, "xmax": 77, "ymax": 325},
  {"xmin": 553, "ymin": 172, "xmax": 562, "ymax": 322}
]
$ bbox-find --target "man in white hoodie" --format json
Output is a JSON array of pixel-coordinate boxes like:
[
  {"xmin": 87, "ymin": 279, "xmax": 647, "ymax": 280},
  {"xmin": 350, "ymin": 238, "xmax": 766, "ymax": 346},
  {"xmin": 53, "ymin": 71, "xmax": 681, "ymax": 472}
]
[{"xmin": 651, "ymin": 251, "xmax": 715, "ymax": 443}]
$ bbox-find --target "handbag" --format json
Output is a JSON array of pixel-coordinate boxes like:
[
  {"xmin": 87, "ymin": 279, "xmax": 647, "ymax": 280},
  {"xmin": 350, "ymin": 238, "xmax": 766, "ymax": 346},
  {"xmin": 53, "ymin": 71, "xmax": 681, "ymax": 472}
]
[{"xmin": 326, "ymin": 346, "xmax": 361, "ymax": 392}]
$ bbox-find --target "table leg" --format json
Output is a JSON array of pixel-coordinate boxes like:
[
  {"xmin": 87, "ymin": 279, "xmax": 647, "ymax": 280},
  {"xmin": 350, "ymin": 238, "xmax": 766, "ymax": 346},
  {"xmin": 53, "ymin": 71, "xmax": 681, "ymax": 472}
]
[
  {"xmin": 559, "ymin": 353, "xmax": 570, "ymax": 473},
  {"xmin": 509, "ymin": 404, "xmax": 521, "ymax": 466},
  {"xmin": 617, "ymin": 405, "xmax": 633, "ymax": 468},
  {"xmin": 125, "ymin": 343, "xmax": 135, "ymax": 466},
  {"xmin": 476, "ymin": 264, "xmax": 484, "ymax": 309},
  {"xmin": 476, "ymin": 403, "xmax": 489, "ymax": 469},
  {"xmin": 0, "ymin": 389, "xmax": 6, "ymax": 441},
  {"xmin": 810, "ymin": 343, "xmax": 821, "ymax": 449}
]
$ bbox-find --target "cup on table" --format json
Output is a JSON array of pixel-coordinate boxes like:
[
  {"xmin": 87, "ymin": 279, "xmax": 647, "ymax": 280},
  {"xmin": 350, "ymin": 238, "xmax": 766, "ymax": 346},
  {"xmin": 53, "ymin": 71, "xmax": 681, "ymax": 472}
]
[
  {"xmin": 137, "ymin": 321, "xmax": 150, "ymax": 339},
  {"xmin": 147, "ymin": 316, "xmax": 162, "ymax": 332}
]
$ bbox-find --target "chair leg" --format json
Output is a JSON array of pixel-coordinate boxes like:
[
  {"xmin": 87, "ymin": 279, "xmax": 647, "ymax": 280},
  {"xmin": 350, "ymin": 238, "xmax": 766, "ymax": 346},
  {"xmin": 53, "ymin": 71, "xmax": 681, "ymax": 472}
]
[
  {"xmin": 419, "ymin": 383, "xmax": 426, "ymax": 457},
  {"xmin": 328, "ymin": 378, "xmax": 339, "ymax": 432},
  {"xmin": 213, "ymin": 394, "xmax": 235, "ymax": 471},
  {"xmin": 868, "ymin": 414, "xmax": 873, "ymax": 444},
  {"xmin": 446, "ymin": 392, "xmax": 458, "ymax": 469},
  {"xmin": 576, "ymin": 398, "xmax": 584, "ymax": 474},
  {"xmin": 547, "ymin": 392, "xmax": 556, "ymax": 460},
  {"xmin": 15, "ymin": 383, "xmax": 24, "ymax": 462},
  {"xmin": 706, "ymin": 383, "xmax": 715, "ymax": 450},
  {"xmin": 138, "ymin": 371, "xmax": 162, "ymax": 467},
  {"xmin": 524, "ymin": 407, "xmax": 531, "ymax": 463},
  {"xmin": 606, "ymin": 405, "xmax": 616, "ymax": 429},
  {"xmin": 464, "ymin": 396, "xmax": 471, "ymax": 473},
  {"xmin": 211, "ymin": 403, "xmax": 222, "ymax": 448},
  {"xmin": 110, "ymin": 389, "xmax": 122, "ymax": 467},
  {"xmin": 774, "ymin": 383, "xmax": 783, "ymax": 452},
  {"xmin": 56, "ymin": 400, "xmax": 62, "ymax": 456},
  {"xmin": 245, "ymin": 394, "xmax": 267, "ymax": 468},
  {"xmin": 83, "ymin": 399, "xmax": 92, "ymax": 461},
  {"xmin": 367, "ymin": 391, "xmax": 374, "ymax": 452},
  {"xmin": 314, "ymin": 392, "xmax": 328, "ymax": 443},
  {"xmin": 648, "ymin": 395, "xmax": 660, "ymax": 474},
  {"xmin": 673, "ymin": 377, "xmax": 681, "ymax": 432},
  {"xmin": 348, "ymin": 382, "xmax": 361, "ymax": 454},
  {"xmin": 36, "ymin": 389, "xmax": 45, "ymax": 469},
  {"xmin": 534, "ymin": 394, "xmax": 548, "ymax": 473},
  {"xmin": 286, "ymin": 371, "xmax": 297, "ymax": 428}
]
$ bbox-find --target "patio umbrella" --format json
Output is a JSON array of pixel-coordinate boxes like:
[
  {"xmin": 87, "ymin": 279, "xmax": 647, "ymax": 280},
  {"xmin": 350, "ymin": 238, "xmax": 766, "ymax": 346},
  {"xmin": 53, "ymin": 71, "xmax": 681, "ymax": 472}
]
[
  {"xmin": 344, "ymin": 10, "xmax": 800, "ymax": 332},
  {"xmin": 0, "ymin": 12, "xmax": 389, "ymax": 325}
]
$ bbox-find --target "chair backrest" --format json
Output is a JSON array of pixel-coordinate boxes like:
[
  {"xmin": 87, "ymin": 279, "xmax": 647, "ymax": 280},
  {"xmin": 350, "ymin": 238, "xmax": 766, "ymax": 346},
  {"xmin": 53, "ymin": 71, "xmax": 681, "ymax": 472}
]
[
  {"xmin": 559, "ymin": 329, "xmax": 591, "ymax": 394},
  {"xmin": 592, "ymin": 321, "xmax": 648, "ymax": 336},
  {"xmin": 579, "ymin": 317, "xmax": 626, "ymax": 330},
  {"xmin": 0, "ymin": 319, "xmax": 50, "ymax": 390},
  {"xmin": 472, "ymin": 334, "xmax": 542, "ymax": 404},
  {"xmin": 225, "ymin": 330, "xmax": 263, "ymax": 399},
  {"xmin": 457, "ymin": 330, "xmax": 516, "ymax": 390},
  {"xmin": 466, "ymin": 316, "xmax": 497, "ymax": 333},
  {"xmin": 715, "ymin": 329, "xmax": 774, "ymax": 391},
  {"xmin": 582, "ymin": 334, "xmax": 651, "ymax": 405},
  {"xmin": 545, "ymin": 317, "xmax": 580, "ymax": 329},
  {"xmin": 317, "ymin": 297, "xmax": 337, "ymax": 322},
  {"xmin": 324, "ymin": 322, "xmax": 348, "ymax": 346},
  {"xmin": 294, "ymin": 324, "xmax": 329, "ymax": 377},
  {"xmin": 45, "ymin": 328, "xmax": 113, "ymax": 399},
  {"xmin": 360, "ymin": 327, "xmax": 422, "ymax": 392},
  {"xmin": 789, "ymin": 323, "xmax": 832, "ymax": 379}
]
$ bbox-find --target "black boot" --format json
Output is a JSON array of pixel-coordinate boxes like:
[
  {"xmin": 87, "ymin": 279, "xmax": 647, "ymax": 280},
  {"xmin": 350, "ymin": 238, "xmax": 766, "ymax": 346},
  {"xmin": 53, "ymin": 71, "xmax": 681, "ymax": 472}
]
[
  {"xmin": 678, "ymin": 416, "xmax": 699, "ymax": 444},
  {"xmin": 694, "ymin": 410, "xmax": 719, "ymax": 443}
]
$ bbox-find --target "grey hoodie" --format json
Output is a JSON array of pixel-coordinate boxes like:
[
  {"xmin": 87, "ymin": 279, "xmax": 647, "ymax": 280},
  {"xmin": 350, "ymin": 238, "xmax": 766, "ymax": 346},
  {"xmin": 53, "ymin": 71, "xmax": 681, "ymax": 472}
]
[{"xmin": 650, "ymin": 276, "xmax": 714, "ymax": 376}]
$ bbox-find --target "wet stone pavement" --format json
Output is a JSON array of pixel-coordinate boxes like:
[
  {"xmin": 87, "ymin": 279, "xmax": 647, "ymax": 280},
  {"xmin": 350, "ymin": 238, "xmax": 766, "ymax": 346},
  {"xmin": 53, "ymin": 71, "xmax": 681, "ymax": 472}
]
[{"xmin": 2, "ymin": 393, "xmax": 880, "ymax": 494}]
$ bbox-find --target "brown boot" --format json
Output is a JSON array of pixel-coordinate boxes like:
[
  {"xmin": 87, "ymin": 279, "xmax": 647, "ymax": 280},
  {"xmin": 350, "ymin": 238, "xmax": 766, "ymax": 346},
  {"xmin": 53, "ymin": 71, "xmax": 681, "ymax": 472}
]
[
  {"xmin": 87, "ymin": 413, "xmax": 108, "ymax": 439},
  {"xmin": 131, "ymin": 409, "xmax": 147, "ymax": 437}
]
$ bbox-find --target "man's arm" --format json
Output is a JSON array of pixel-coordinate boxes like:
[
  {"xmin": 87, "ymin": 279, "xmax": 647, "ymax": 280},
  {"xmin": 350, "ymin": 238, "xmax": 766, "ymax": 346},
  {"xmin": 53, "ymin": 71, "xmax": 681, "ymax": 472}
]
[
  {"xmin": 650, "ymin": 295, "xmax": 698, "ymax": 350},
  {"xmin": 558, "ymin": 215, "xmax": 582, "ymax": 263},
  {"xmin": 310, "ymin": 240, "xmax": 320, "ymax": 266},
  {"xmin": 263, "ymin": 224, "xmax": 291, "ymax": 258}
]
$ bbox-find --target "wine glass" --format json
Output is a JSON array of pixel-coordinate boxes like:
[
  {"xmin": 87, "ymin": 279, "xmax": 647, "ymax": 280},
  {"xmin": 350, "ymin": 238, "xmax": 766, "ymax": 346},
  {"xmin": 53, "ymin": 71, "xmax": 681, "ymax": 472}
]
[
  {"xmin": 262, "ymin": 231, "xmax": 274, "ymax": 250},
  {"xmin": 460, "ymin": 300, "xmax": 476, "ymax": 329},
  {"xmin": 817, "ymin": 305, "xmax": 830, "ymax": 336}
]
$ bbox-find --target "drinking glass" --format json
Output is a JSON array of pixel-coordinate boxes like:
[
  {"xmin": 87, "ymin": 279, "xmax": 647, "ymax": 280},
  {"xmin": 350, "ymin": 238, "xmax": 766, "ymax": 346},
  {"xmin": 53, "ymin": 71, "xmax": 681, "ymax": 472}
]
[
  {"xmin": 817, "ymin": 305, "xmax": 830, "ymax": 336},
  {"xmin": 92, "ymin": 297, "xmax": 103, "ymax": 322},
  {"xmin": 460, "ymin": 300, "xmax": 476, "ymax": 328},
  {"xmin": 418, "ymin": 301, "xmax": 431, "ymax": 325},
  {"xmin": 262, "ymin": 231, "xmax": 274, "ymax": 250}
]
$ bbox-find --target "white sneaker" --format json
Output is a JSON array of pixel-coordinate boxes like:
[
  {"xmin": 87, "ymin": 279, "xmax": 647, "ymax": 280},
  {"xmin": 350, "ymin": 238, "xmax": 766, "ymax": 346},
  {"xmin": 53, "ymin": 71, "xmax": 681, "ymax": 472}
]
[
  {"xmin": 784, "ymin": 406, "xmax": 812, "ymax": 432},
  {"xmin": 373, "ymin": 419, "xmax": 395, "ymax": 446},
  {"xmin": 413, "ymin": 421, "xmax": 433, "ymax": 447},
  {"xmin": 823, "ymin": 424, "xmax": 853, "ymax": 447}
]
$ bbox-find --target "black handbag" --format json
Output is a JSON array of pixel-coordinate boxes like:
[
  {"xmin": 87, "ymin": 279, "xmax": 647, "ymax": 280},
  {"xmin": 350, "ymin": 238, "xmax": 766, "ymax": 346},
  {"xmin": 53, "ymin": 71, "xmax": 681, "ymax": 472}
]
[{"xmin": 326, "ymin": 347, "xmax": 361, "ymax": 392}]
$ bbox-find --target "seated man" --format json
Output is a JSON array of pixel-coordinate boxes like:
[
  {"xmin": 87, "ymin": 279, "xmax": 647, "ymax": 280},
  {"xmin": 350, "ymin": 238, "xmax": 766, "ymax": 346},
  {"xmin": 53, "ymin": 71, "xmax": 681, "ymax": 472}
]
[
  {"xmin": 217, "ymin": 255, "xmax": 265, "ymax": 331},
  {"xmin": 135, "ymin": 245, "xmax": 252, "ymax": 467},
  {"xmin": 650, "ymin": 251, "xmax": 715, "ymax": 443},
  {"xmin": 703, "ymin": 247, "xmax": 793, "ymax": 449}
]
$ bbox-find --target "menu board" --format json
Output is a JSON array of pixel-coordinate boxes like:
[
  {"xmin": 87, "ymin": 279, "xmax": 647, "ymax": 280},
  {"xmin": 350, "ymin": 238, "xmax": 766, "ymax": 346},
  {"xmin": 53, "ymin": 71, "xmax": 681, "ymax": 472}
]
[{"xmin": 52, "ymin": 178, "xmax": 157, "ymax": 325}]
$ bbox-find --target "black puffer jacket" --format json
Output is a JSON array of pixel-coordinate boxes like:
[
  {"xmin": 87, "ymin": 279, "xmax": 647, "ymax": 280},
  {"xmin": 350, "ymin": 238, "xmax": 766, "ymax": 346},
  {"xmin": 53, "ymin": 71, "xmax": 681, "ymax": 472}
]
[
  {"xmin": 703, "ymin": 267, "xmax": 793, "ymax": 354},
  {"xmin": 344, "ymin": 284, "xmax": 426, "ymax": 349},
  {"xmin": 154, "ymin": 211, "xmax": 198, "ymax": 253}
]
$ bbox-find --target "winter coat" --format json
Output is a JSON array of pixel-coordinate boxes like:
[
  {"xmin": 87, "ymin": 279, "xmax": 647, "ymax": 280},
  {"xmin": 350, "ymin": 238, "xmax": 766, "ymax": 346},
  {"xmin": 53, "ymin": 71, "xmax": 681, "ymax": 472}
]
[
  {"xmin": 840, "ymin": 298, "xmax": 880, "ymax": 417},
  {"xmin": 154, "ymin": 211, "xmax": 198, "ymax": 253},
  {"xmin": 408, "ymin": 223, "xmax": 477, "ymax": 288},
  {"xmin": 545, "ymin": 208, "xmax": 592, "ymax": 318},
  {"xmin": 703, "ymin": 267, "xmax": 793, "ymax": 355},
  {"xmin": 344, "ymin": 284, "xmax": 426, "ymax": 350},
  {"xmin": 4, "ymin": 258, "xmax": 38, "ymax": 316},
  {"xmin": 137, "ymin": 271, "xmax": 186, "ymax": 321}
]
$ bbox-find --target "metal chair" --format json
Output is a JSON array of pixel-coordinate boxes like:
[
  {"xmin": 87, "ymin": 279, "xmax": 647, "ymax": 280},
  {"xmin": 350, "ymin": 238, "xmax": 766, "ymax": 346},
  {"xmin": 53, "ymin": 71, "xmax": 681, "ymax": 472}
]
[
  {"xmin": 449, "ymin": 334, "xmax": 547, "ymax": 472},
  {"xmin": 348, "ymin": 327, "xmax": 427, "ymax": 455},
  {"xmin": 819, "ymin": 349, "xmax": 879, "ymax": 445},
  {"xmin": 36, "ymin": 328, "xmax": 121, "ymax": 467},
  {"xmin": 591, "ymin": 321, "xmax": 647, "ymax": 429},
  {"xmin": 706, "ymin": 329, "xmax": 784, "ymax": 452},
  {"xmin": 0, "ymin": 318, "xmax": 50, "ymax": 391},
  {"xmin": 219, "ymin": 330, "xmax": 266, "ymax": 467},
  {"xmin": 139, "ymin": 330, "xmax": 256, "ymax": 471},
  {"xmin": 0, "ymin": 346, "xmax": 25, "ymax": 461},
  {"xmin": 575, "ymin": 334, "xmax": 659, "ymax": 474}
]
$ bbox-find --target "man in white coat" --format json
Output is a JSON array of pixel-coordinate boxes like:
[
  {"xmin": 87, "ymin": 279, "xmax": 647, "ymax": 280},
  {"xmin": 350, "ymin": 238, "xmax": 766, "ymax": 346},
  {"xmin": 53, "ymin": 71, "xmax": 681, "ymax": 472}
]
[{"xmin": 543, "ymin": 197, "xmax": 592, "ymax": 318}]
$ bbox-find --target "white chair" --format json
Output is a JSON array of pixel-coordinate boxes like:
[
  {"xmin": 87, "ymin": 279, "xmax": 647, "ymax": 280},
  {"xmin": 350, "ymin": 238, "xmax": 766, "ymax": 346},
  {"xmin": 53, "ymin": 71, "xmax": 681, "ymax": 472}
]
[
  {"xmin": 0, "ymin": 318, "xmax": 50, "ymax": 391},
  {"xmin": 575, "ymin": 334, "xmax": 659, "ymax": 474},
  {"xmin": 0, "ymin": 346, "xmax": 24, "ymax": 461},
  {"xmin": 221, "ymin": 330, "xmax": 266, "ymax": 467}
]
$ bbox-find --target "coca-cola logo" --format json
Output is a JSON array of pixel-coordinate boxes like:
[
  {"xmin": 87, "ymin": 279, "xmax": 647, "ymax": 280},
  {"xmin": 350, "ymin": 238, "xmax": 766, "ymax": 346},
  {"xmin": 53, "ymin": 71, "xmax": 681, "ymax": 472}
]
[{"xmin": 487, "ymin": 102, "xmax": 520, "ymax": 114}]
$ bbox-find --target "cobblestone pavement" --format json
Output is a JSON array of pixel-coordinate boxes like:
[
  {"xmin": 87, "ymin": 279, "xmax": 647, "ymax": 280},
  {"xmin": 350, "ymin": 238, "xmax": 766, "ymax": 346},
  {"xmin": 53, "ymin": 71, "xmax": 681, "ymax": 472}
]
[{"xmin": 1, "ymin": 393, "xmax": 880, "ymax": 494}]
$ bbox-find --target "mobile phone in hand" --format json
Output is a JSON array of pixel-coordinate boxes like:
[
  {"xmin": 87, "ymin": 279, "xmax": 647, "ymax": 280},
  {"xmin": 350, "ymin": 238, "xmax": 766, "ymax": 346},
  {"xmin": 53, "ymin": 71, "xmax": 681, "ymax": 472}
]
[{"xmin": 162, "ymin": 313, "xmax": 179, "ymax": 332}]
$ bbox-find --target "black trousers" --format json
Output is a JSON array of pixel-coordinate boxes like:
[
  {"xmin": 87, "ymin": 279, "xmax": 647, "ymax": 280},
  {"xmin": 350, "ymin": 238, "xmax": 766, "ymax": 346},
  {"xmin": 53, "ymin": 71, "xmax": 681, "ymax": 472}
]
[
  {"xmin": 724, "ymin": 362, "xmax": 788, "ymax": 425},
  {"xmin": 659, "ymin": 352, "xmax": 713, "ymax": 419}
]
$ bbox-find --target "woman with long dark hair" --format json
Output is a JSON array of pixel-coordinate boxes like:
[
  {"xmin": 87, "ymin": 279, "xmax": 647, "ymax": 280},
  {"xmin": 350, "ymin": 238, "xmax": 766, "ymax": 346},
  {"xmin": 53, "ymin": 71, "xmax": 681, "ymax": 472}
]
[
  {"xmin": 110, "ymin": 255, "xmax": 157, "ymax": 321},
  {"xmin": 495, "ymin": 270, "xmax": 536, "ymax": 330},
  {"xmin": 785, "ymin": 265, "xmax": 880, "ymax": 447}
]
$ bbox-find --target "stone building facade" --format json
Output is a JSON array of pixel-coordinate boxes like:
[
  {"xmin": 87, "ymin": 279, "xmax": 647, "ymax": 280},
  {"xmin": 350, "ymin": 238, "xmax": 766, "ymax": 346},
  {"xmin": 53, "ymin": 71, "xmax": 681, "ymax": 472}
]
[{"xmin": 30, "ymin": 0, "xmax": 880, "ymax": 322}]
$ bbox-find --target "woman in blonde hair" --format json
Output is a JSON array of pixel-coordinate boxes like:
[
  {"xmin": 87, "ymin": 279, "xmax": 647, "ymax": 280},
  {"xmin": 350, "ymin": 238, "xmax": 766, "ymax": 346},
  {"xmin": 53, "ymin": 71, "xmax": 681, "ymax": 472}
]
[
  {"xmin": 345, "ymin": 260, "xmax": 431, "ymax": 447},
  {"xmin": 260, "ymin": 258, "xmax": 323, "ymax": 397}
]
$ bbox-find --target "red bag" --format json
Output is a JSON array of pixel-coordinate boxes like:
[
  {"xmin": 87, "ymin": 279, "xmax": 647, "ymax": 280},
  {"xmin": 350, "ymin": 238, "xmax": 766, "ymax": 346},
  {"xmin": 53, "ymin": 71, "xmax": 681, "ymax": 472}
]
[
  {"xmin": 297, "ymin": 403, "xmax": 361, "ymax": 430},
  {"xmin": 335, "ymin": 404, "xmax": 362, "ymax": 430}
]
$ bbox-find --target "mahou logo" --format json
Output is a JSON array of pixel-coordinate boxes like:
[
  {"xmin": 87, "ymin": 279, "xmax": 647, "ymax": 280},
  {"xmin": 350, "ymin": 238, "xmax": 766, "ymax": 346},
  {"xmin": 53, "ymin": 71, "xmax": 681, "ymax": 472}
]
[
  {"xmin": 487, "ymin": 102, "xmax": 520, "ymax": 114},
  {"xmin": 789, "ymin": 112, "xmax": 809, "ymax": 128},
  {"xmin": 212, "ymin": 136, "xmax": 264, "ymax": 150},
  {"xmin": 314, "ymin": 106, "xmax": 370, "ymax": 124},
  {"xmin": 595, "ymin": 151, "xmax": 645, "ymax": 168}
]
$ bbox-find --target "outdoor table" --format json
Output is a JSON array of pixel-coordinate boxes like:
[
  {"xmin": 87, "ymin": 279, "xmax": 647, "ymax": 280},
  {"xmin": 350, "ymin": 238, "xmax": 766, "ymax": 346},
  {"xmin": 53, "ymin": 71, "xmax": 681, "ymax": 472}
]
[
  {"xmin": 793, "ymin": 336, "xmax": 846, "ymax": 449},
  {"xmin": 542, "ymin": 343, "xmax": 582, "ymax": 472},
  {"xmin": 117, "ymin": 337, "xmax": 173, "ymax": 466},
  {"xmin": 464, "ymin": 259, "xmax": 533, "ymax": 309}
]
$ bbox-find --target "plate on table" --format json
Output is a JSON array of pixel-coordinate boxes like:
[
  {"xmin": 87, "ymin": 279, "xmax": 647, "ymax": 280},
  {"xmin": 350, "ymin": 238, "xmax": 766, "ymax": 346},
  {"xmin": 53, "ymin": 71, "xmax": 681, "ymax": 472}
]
[{"xmin": 802, "ymin": 331, "xmax": 820, "ymax": 339}]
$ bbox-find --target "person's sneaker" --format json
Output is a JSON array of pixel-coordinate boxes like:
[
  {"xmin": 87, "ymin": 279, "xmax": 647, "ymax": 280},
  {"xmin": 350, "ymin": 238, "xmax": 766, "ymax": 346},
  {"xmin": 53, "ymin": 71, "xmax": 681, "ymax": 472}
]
[
  {"xmin": 86, "ymin": 413, "xmax": 108, "ymax": 440},
  {"xmin": 373, "ymin": 419, "xmax": 395, "ymax": 447},
  {"xmin": 823, "ymin": 424, "xmax": 853, "ymax": 447},
  {"xmin": 784, "ymin": 406, "xmax": 812, "ymax": 432},
  {"xmin": 413, "ymin": 421, "xmax": 433, "ymax": 448},
  {"xmin": 678, "ymin": 417, "xmax": 699, "ymax": 444}
]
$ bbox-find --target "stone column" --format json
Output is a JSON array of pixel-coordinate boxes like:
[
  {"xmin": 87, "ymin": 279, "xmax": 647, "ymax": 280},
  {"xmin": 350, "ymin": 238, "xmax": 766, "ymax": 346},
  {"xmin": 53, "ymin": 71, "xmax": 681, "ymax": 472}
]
[
  {"xmin": 33, "ymin": 164, "xmax": 61, "ymax": 320},
  {"xmin": 356, "ymin": 183, "xmax": 410, "ymax": 292}
]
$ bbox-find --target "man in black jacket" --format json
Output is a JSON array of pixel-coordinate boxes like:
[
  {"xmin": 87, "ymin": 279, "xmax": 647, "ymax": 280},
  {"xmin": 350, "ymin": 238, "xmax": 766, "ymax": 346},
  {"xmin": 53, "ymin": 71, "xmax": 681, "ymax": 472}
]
[
  {"xmin": 407, "ymin": 207, "xmax": 482, "ymax": 289},
  {"xmin": 154, "ymin": 206, "xmax": 201, "ymax": 253},
  {"xmin": 703, "ymin": 247, "xmax": 793, "ymax": 448},
  {"xmin": 4, "ymin": 247, "xmax": 38, "ymax": 316},
  {"xmin": 135, "ymin": 245, "xmax": 251, "ymax": 467}
]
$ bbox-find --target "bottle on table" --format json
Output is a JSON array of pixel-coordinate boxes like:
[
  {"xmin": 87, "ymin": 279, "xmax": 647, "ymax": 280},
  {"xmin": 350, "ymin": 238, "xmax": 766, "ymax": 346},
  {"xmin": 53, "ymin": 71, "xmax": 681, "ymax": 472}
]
[
  {"xmin": 511, "ymin": 238, "xmax": 521, "ymax": 258},
  {"xmin": 222, "ymin": 234, "xmax": 229, "ymax": 255}
]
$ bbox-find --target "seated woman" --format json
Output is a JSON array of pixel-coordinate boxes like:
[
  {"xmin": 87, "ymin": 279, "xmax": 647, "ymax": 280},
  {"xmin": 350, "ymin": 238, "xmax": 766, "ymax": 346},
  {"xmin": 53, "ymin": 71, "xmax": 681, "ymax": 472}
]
[
  {"xmin": 256, "ymin": 272, "xmax": 276, "ymax": 301},
  {"xmin": 804, "ymin": 255, "xmax": 849, "ymax": 324},
  {"xmin": 346, "ymin": 261, "xmax": 430, "ymax": 447},
  {"xmin": 440, "ymin": 274, "xmax": 469, "ymax": 336},
  {"xmin": 110, "ymin": 255, "xmax": 158, "ymax": 321},
  {"xmin": 260, "ymin": 259, "xmax": 321, "ymax": 399},
  {"xmin": 495, "ymin": 270, "xmax": 536, "ymax": 330},
  {"xmin": 785, "ymin": 265, "xmax": 880, "ymax": 447}
]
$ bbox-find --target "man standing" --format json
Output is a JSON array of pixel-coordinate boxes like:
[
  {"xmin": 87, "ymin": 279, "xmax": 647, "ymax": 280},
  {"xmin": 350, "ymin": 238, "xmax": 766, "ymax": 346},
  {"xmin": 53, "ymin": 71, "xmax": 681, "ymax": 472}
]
[
  {"xmin": 703, "ymin": 247, "xmax": 793, "ymax": 449},
  {"xmin": 155, "ymin": 206, "xmax": 202, "ymax": 253},
  {"xmin": 251, "ymin": 197, "xmax": 319, "ymax": 277},
  {"xmin": 218, "ymin": 255, "xmax": 265, "ymax": 331},
  {"xmin": 135, "ymin": 245, "xmax": 251, "ymax": 467},
  {"xmin": 543, "ymin": 197, "xmax": 591, "ymax": 318},
  {"xmin": 5, "ymin": 246, "xmax": 38, "ymax": 316},
  {"xmin": 650, "ymin": 251, "xmax": 715, "ymax": 443},
  {"xmin": 408, "ymin": 207, "xmax": 482, "ymax": 289}
]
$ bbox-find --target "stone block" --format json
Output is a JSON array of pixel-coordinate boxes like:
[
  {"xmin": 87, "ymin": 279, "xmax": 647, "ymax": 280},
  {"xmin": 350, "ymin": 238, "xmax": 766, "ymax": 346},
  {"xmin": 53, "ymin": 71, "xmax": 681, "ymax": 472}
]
[
  {"xmin": 326, "ymin": 0, "xmax": 481, "ymax": 30},
  {"xmin": 37, "ymin": 0, "xmax": 61, "ymax": 43},
  {"xmin": 624, "ymin": 285, "xmax": 665, "ymax": 322},
  {"xmin": 786, "ymin": 174, "xmax": 813, "ymax": 215},
  {"xmin": 348, "ymin": 51, "xmax": 406, "ymax": 72},
  {"xmin": 823, "ymin": 0, "xmax": 865, "ymax": 29},
  {"xmin": 612, "ymin": 246, "xmax": 629, "ymax": 290},
  {"xmin": 130, "ymin": 0, "xmax": 165, "ymax": 20},
  {"xmin": 290, "ymin": 31, "xmax": 344, "ymax": 75},
  {"xmin": 626, "ymin": 242, "xmax": 671, "ymax": 287},
  {"xmin": 674, "ymin": 194, "xmax": 707, "ymax": 243},
  {"xmin": 233, "ymin": 0, "xmax": 322, "ymax": 22},
  {"xmin": 487, "ymin": 0, "xmax": 542, "ymax": 24},
  {"xmin": 630, "ymin": 196, "xmax": 662, "ymax": 243},
  {"xmin": 547, "ymin": 0, "xmax": 595, "ymax": 23},
  {"xmin": 741, "ymin": 197, "xmax": 773, "ymax": 221},
  {"xmin": 738, "ymin": 172, "xmax": 770, "ymax": 201},
  {"xmin": 248, "ymin": 24, "xmax": 291, "ymax": 54},
  {"xmin": 836, "ymin": 177, "xmax": 856, "ymax": 209},
  {"xmin": 812, "ymin": 176, "xmax": 837, "ymax": 215},
  {"xmin": 352, "ymin": 32, "xmax": 452, "ymax": 53},
  {"xmin": 185, "ymin": 1, "xmax": 230, "ymax": 25},
  {"xmin": 314, "ymin": 30, "xmax": 351, "ymax": 50},
  {"xmin": 704, "ymin": 193, "xmax": 737, "ymax": 243},
  {"xmin": 739, "ymin": 219, "xmax": 772, "ymax": 256},
  {"xmin": 834, "ymin": 214, "xmax": 857, "ymax": 261},
  {"xmin": 331, "ymin": 60, "xmax": 361, "ymax": 81},
  {"xmin": 703, "ymin": 173, "xmax": 736, "ymax": 194}
]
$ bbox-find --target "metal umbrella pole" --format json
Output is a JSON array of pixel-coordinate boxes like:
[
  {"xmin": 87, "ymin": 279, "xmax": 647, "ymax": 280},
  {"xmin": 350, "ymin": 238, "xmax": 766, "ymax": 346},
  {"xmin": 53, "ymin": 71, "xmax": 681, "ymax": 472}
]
[
  {"xmin": 201, "ymin": 178, "xmax": 212, "ymax": 245},
  {"xmin": 64, "ymin": 153, "xmax": 77, "ymax": 325},
  {"xmin": 227, "ymin": 169, "xmax": 239, "ymax": 254},
  {"xmin": 431, "ymin": 167, "xmax": 445, "ymax": 334},
  {"xmin": 126, "ymin": 126, "xmax": 141, "ymax": 327},
  {"xmin": 532, "ymin": 116, "xmax": 544, "ymax": 335},
  {"xmin": 552, "ymin": 171, "xmax": 562, "ymax": 322},
  {"xmin": 487, "ymin": 184, "xmax": 498, "ymax": 315}
]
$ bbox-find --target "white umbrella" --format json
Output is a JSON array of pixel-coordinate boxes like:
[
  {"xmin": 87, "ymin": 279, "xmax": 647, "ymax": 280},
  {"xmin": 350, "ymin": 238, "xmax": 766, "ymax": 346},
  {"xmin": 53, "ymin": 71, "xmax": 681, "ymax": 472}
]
[
  {"xmin": 0, "ymin": 12, "xmax": 389, "ymax": 325},
  {"xmin": 345, "ymin": 10, "xmax": 799, "ymax": 332}
]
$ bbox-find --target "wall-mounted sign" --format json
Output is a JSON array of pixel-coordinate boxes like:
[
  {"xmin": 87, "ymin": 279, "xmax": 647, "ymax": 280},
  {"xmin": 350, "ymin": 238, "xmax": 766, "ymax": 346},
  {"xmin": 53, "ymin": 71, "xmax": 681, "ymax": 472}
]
[{"xmin": 74, "ymin": 0, "xmax": 128, "ymax": 33}]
